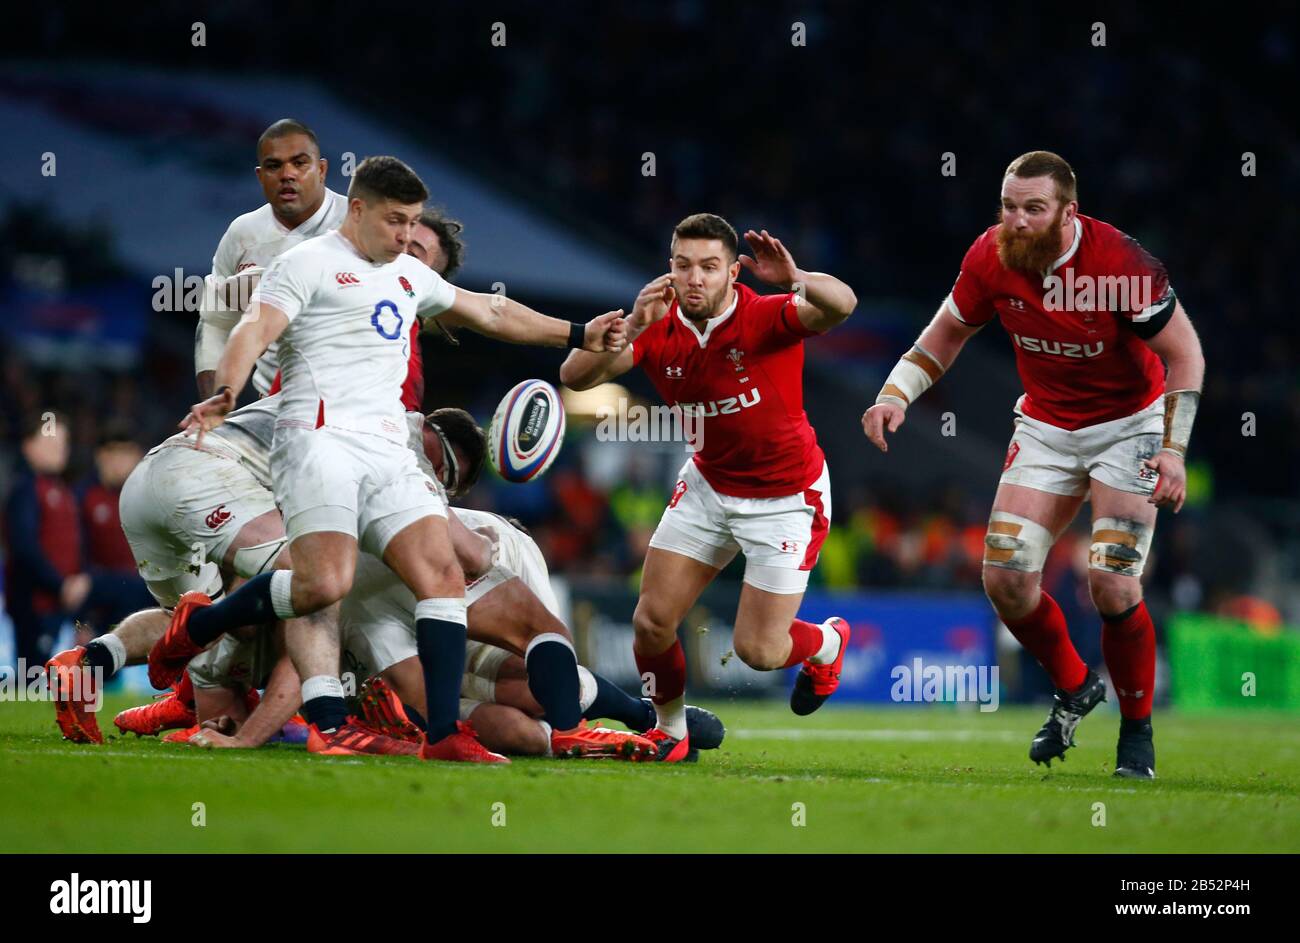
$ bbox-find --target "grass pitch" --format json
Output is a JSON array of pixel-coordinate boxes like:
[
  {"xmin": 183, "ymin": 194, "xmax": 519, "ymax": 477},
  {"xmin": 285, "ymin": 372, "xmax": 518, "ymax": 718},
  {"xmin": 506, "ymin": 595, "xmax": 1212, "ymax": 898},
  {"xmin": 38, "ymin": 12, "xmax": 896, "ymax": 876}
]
[{"xmin": 2, "ymin": 695, "xmax": 1297, "ymax": 853}]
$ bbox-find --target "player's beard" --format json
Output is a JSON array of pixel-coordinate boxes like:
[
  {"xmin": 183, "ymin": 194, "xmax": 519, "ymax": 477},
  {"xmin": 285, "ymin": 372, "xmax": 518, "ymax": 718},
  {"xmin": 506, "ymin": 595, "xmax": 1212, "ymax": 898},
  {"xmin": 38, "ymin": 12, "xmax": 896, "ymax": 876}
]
[
  {"xmin": 996, "ymin": 207, "xmax": 1066, "ymax": 274},
  {"xmin": 677, "ymin": 282, "xmax": 729, "ymax": 322}
]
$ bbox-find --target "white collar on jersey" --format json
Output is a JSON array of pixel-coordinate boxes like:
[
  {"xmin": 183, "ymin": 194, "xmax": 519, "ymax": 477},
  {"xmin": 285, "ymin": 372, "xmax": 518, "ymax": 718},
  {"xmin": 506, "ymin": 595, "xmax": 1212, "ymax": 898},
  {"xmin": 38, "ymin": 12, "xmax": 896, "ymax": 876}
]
[
  {"xmin": 274, "ymin": 188, "xmax": 343, "ymax": 236},
  {"xmin": 1043, "ymin": 217, "xmax": 1083, "ymax": 282},
  {"xmin": 676, "ymin": 289, "xmax": 739, "ymax": 347}
]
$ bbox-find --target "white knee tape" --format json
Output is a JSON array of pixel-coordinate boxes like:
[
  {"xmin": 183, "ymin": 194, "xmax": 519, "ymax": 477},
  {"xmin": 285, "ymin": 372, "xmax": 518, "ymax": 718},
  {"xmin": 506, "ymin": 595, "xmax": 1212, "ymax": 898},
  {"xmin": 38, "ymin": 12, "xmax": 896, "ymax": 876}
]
[
  {"xmin": 984, "ymin": 512, "xmax": 1053, "ymax": 573},
  {"xmin": 231, "ymin": 538, "xmax": 288, "ymax": 579},
  {"xmin": 1089, "ymin": 517, "xmax": 1154, "ymax": 578}
]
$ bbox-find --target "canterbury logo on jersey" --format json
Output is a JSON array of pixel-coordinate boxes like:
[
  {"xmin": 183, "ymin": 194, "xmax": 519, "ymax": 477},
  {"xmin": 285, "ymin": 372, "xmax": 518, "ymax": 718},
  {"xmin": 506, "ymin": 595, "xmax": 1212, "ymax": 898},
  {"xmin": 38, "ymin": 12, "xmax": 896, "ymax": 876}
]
[
  {"xmin": 678, "ymin": 388, "xmax": 761, "ymax": 417},
  {"xmin": 205, "ymin": 505, "xmax": 232, "ymax": 530},
  {"xmin": 1012, "ymin": 335, "xmax": 1104, "ymax": 358},
  {"xmin": 335, "ymin": 272, "xmax": 361, "ymax": 285}
]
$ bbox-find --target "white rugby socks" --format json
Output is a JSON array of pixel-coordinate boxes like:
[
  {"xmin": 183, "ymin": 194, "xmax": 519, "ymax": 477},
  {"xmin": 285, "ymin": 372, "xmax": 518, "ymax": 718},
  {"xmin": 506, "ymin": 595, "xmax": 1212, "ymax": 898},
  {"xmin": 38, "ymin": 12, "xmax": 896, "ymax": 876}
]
[{"xmin": 808, "ymin": 620, "xmax": 843, "ymax": 665}]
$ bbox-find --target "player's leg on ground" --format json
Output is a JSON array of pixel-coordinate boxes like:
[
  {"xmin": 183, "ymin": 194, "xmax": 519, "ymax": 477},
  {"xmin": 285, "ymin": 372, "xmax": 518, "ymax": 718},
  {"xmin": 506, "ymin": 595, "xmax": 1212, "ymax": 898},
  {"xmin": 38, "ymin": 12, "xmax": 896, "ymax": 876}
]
[
  {"xmin": 179, "ymin": 527, "xmax": 354, "ymax": 652},
  {"xmin": 379, "ymin": 656, "xmax": 429, "ymax": 731},
  {"xmin": 632, "ymin": 548, "xmax": 720, "ymax": 739},
  {"xmin": 465, "ymin": 703, "xmax": 550, "ymax": 757},
  {"xmin": 382, "ymin": 514, "xmax": 467, "ymax": 744},
  {"xmin": 255, "ymin": 529, "xmax": 359, "ymax": 734},
  {"xmin": 982, "ymin": 482, "xmax": 1089, "ymax": 691},
  {"xmin": 466, "ymin": 578, "xmax": 582, "ymax": 730},
  {"xmin": 1088, "ymin": 478, "xmax": 1159, "ymax": 776},
  {"xmin": 465, "ymin": 577, "xmax": 572, "ymax": 655},
  {"xmin": 81, "ymin": 607, "xmax": 169, "ymax": 679}
]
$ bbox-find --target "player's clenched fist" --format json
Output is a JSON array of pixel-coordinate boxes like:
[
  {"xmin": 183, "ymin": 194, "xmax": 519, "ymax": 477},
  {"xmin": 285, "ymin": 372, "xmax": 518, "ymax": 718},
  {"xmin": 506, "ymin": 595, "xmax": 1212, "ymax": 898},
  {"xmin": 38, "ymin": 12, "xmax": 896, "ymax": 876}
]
[
  {"xmin": 1144, "ymin": 451, "xmax": 1187, "ymax": 513},
  {"xmin": 632, "ymin": 274, "xmax": 674, "ymax": 331},
  {"xmin": 583, "ymin": 309, "xmax": 628, "ymax": 352},
  {"xmin": 862, "ymin": 402, "xmax": 906, "ymax": 453},
  {"xmin": 180, "ymin": 385, "xmax": 238, "ymax": 444}
]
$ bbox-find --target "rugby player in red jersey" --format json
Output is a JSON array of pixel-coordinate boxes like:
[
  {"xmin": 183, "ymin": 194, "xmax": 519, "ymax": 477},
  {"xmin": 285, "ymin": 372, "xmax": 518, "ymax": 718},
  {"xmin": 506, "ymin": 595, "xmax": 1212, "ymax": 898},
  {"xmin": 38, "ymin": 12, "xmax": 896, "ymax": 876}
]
[
  {"xmin": 562, "ymin": 213, "xmax": 858, "ymax": 761},
  {"xmin": 862, "ymin": 151, "xmax": 1205, "ymax": 779}
]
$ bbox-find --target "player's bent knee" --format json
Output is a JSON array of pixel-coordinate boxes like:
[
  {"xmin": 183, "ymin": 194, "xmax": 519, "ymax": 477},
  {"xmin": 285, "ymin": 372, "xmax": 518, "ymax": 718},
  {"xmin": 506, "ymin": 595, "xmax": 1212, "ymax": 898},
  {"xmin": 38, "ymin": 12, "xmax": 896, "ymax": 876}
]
[
  {"xmin": 632, "ymin": 601, "xmax": 677, "ymax": 650},
  {"xmin": 1088, "ymin": 572, "xmax": 1142, "ymax": 617},
  {"xmin": 733, "ymin": 633, "xmax": 786, "ymax": 671},
  {"xmin": 981, "ymin": 565, "xmax": 1040, "ymax": 616},
  {"xmin": 1088, "ymin": 517, "xmax": 1153, "ymax": 579},
  {"xmin": 291, "ymin": 569, "xmax": 352, "ymax": 613}
]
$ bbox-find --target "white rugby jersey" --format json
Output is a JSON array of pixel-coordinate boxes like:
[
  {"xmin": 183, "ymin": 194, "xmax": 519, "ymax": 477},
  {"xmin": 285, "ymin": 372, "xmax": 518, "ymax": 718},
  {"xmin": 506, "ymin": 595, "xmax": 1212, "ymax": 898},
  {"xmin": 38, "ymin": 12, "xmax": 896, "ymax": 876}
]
[
  {"xmin": 198, "ymin": 189, "xmax": 349, "ymax": 393},
  {"xmin": 153, "ymin": 397, "xmax": 279, "ymax": 489},
  {"xmin": 252, "ymin": 230, "xmax": 456, "ymax": 444}
]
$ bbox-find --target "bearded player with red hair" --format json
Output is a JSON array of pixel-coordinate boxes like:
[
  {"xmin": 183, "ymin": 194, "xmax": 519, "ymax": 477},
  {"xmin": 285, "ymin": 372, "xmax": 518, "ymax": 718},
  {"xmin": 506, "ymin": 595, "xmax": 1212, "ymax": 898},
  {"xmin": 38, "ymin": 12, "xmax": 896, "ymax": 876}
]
[{"xmin": 863, "ymin": 151, "xmax": 1205, "ymax": 779}]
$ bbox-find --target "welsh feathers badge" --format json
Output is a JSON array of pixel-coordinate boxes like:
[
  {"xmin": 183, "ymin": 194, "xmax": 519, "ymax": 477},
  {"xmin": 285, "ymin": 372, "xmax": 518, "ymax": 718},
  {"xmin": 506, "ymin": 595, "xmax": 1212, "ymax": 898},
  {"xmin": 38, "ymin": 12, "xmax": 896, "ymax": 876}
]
[{"xmin": 398, "ymin": 276, "xmax": 415, "ymax": 298}]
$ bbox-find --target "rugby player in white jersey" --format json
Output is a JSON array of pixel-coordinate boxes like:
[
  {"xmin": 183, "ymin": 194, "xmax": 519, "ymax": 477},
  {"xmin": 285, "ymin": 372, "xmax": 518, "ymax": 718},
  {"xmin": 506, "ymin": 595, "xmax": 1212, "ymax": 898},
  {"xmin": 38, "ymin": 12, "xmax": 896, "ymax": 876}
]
[
  {"xmin": 150, "ymin": 156, "xmax": 628, "ymax": 763},
  {"xmin": 195, "ymin": 118, "xmax": 348, "ymax": 399}
]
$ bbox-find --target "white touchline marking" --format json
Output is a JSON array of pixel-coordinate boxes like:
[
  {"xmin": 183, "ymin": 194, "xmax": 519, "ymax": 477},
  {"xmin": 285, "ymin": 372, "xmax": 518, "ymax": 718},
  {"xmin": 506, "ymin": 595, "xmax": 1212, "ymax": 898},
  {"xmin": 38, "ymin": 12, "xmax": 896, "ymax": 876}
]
[{"xmin": 732, "ymin": 728, "xmax": 1022, "ymax": 742}]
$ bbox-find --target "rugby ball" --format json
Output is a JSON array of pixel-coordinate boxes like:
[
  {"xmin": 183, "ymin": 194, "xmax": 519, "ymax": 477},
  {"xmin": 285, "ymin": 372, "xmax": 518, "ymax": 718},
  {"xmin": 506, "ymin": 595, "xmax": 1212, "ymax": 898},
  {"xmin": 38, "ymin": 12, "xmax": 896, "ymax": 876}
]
[{"xmin": 487, "ymin": 379, "xmax": 566, "ymax": 483}]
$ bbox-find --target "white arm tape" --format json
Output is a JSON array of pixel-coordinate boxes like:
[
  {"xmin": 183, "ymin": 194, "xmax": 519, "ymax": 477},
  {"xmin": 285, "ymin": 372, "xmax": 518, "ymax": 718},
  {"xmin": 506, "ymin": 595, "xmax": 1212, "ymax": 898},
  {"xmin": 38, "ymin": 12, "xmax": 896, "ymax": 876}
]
[
  {"xmin": 1161, "ymin": 389, "xmax": 1200, "ymax": 457},
  {"xmin": 875, "ymin": 345, "xmax": 945, "ymax": 408},
  {"xmin": 195, "ymin": 274, "xmax": 243, "ymax": 373}
]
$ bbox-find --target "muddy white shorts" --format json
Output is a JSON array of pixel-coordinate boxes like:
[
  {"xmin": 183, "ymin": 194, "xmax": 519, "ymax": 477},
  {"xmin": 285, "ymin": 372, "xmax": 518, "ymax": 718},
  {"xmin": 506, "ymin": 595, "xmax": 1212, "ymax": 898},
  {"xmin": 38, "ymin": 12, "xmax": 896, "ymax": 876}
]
[
  {"xmin": 648, "ymin": 459, "xmax": 831, "ymax": 594},
  {"xmin": 339, "ymin": 555, "xmax": 513, "ymax": 703},
  {"xmin": 461, "ymin": 516, "xmax": 561, "ymax": 617},
  {"xmin": 187, "ymin": 628, "xmax": 276, "ymax": 691},
  {"xmin": 118, "ymin": 442, "xmax": 277, "ymax": 608},
  {"xmin": 999, "ymin": 395, "xmax": 1164, "ymax": 498}
]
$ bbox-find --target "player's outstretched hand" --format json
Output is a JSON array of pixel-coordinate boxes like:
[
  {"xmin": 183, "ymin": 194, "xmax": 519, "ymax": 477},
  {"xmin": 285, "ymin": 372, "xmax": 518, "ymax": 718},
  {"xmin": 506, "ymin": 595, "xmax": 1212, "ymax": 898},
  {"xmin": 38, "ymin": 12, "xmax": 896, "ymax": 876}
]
[
  {"xmin": 631, "ymin": 274, "xmax": 674, "ymax": 330},
  {"xmin": 180, "ymin": 386, "xmax": 237, "ymax": 445},
  {"xmin": 862, "ymin": 402, "xmax": 906, "ymax": 453},
  {"xmin": 1145, "ymin": 450, "xmax": 1187, "ymax": 513},
  {"xmin": 584, "ymin": 309, "xmax": 628, "ymax": 353},
  {"xmin": 740, "ymin": 229, "xmax": 799, "ymax": 290}
]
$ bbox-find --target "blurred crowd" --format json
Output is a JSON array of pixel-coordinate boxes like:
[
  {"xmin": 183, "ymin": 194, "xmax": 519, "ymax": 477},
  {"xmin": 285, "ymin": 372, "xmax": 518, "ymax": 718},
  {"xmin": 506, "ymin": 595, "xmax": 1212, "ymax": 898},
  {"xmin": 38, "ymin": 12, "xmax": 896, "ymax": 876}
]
[{"xmin": 3, "ymin": 2, "xmax": 1297, "ymax": 658}]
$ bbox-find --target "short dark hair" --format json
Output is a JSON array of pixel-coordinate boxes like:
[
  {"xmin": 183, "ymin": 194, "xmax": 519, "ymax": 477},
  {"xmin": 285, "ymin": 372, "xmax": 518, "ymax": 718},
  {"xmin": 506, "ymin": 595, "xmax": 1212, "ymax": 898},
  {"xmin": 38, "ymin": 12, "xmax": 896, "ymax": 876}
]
[
  {"xmin": 504, "ymin": 516, "xmax": 531, "ymax": 538},
  {"xmin": 96, "ymin": 419, "xmax": 137, "ymax": 450},
  {"xmin": 428, "ymin": 407, "xmax": 486, "ymax": 495},
  {"xmin": 257, "ymin": 118, "xmax": 320, "ymax": 162},
  {"xmin": 418, "ymin": 208, "xmax": 466, "ymax": 280},
  {"xmin": 1005, "ymin": 150, "xmax": 1078, "ymax": 204},
  {"xmin": 349, "ymin": 156, "xmax": 429, "ymax": 206},
  {"xmin": 672, "ymin": 212, "xmax": 738, "ymax": 260}
]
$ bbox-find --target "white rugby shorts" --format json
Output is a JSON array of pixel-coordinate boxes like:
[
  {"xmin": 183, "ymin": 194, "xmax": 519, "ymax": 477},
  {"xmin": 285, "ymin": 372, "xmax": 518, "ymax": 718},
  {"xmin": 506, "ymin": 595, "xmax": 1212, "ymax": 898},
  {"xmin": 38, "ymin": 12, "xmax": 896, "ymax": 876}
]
[
  {"xmin": 999, "ymin": 394, "xmax": 1164, "ymax": 498},
  {"xmin": 648, "ymin": 459, "xmax": 831, "ymax": 594},
  {"xmin": 118, "ymin": 443, "xmax": 275, "ymax": 608}
]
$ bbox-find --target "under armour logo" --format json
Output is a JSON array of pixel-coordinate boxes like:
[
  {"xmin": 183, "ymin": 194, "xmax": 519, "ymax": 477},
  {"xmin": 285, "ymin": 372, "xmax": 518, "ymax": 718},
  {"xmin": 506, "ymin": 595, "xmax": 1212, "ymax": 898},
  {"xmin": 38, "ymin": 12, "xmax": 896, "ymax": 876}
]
[
  {"xmin": 780, "ymin": 540, "xmax": 800, "ymax": 553},
  {"xmin": 665, "ymin": 366, "xmax": 683, "ymax": 378}
]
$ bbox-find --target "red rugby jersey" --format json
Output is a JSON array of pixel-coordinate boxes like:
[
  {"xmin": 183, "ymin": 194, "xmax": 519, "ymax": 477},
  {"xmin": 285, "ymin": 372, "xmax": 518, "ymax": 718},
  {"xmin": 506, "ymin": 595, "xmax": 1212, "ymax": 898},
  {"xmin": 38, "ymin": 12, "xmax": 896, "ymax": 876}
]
[
  {"xmin": 946, "ymin": 214, "xmax": 1174, "ymax": 430},
  {"xmin": 632, "ymin": 282, "xmax": 825, "ymax": 498}
]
